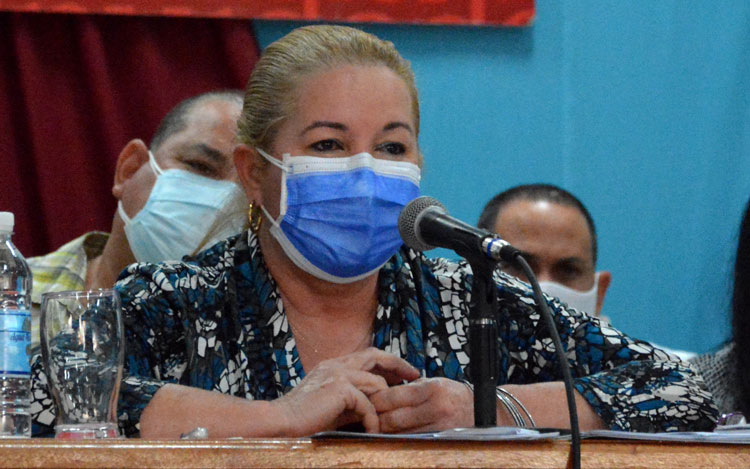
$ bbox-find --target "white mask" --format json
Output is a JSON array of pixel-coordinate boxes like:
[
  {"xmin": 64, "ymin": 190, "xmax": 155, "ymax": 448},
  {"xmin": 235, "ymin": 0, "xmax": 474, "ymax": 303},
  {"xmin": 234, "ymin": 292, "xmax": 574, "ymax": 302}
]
[
  {"xmin": 539, "ymin": 272, "xmax": 600, "ymax": 316},
  {"xmin": 118, "ymin": 151, "xmax": 246, "ymax": 263}
]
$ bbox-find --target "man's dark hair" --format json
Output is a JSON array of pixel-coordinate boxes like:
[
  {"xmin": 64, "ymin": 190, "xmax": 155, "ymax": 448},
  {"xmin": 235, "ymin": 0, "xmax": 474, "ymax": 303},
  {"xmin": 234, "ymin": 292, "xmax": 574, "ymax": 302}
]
[
  {"xmin": 477, "ymin": 183, "xmax": 598, "ymax": 264},
  {"xmin": 731, "ymin": 196, "xmax": 750, "ymax": 416},
  {"xmin": 149, "ymin": 90, "xmax": 244, "ymax": 151}
]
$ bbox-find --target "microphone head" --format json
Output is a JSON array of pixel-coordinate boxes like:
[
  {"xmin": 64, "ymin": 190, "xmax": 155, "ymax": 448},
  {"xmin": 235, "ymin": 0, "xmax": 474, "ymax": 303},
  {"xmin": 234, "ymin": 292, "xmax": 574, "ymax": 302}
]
[{"xmin": 398, "ymin": 196, "xmax": 447, "ymax": 251}]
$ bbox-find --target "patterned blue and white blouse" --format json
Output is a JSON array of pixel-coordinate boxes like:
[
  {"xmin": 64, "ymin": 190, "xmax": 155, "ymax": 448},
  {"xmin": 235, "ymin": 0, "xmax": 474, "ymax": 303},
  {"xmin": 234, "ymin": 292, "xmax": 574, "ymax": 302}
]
[{"xmin": 30, "ymin": 231, "xmax": 717, "ymax": 436}]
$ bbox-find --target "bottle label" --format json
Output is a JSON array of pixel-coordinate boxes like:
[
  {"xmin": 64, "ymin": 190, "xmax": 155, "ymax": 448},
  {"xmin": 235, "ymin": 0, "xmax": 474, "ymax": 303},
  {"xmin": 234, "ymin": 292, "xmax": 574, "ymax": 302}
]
[{"xmin": 0, "ymin": 309, "xmax": 31, "ymax": 377}]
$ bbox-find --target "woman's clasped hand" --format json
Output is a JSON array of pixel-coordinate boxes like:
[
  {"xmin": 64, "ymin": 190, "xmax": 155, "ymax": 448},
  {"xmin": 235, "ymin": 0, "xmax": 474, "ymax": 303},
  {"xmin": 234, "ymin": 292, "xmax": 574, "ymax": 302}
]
[
  {"xmin": 271, "ymin": 348, "xmax": 421, "ymax": 435},
  {"xmin": 270, "ymin": 348, "xmax": 478, "ymax": 435}
]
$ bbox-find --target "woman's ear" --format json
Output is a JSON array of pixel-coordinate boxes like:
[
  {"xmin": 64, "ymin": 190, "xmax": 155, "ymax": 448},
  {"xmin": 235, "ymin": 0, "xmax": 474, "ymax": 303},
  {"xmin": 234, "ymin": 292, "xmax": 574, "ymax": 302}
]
[
  {"xmin": 234, "ymin": 144, "xmax": 265, "ymax": 205},
  {"xmin": 112, "ymin": 139, "xmax": 150, "ymax": 199}
]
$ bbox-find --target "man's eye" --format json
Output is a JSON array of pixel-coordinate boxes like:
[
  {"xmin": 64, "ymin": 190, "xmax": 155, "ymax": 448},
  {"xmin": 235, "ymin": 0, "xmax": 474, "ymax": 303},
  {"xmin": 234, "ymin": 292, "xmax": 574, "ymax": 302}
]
[
  {"xmin": 499, "ymin": 262, "xmax": 524, "ymax": 279},
  {"xmin": 185, "ymin": 160, "xmax": 217, "ymax": 177},
  {"xmin": 557, "ymin": 266, "xmax": 584, "ymax": 283},
  {"xmin": 311, "ymin": 140, "xmax": 342, "ymax": 152}
]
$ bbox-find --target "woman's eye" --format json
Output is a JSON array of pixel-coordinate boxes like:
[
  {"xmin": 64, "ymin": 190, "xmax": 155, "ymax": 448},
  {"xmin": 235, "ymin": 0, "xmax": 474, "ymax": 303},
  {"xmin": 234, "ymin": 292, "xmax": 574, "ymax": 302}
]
[
  {"xmin": 378, "ymin": 142, "xmax": 406, "ymax": 155},
  {"xmin": 310, "ymin": 139, "xmax": 342, "ymax": 152}
]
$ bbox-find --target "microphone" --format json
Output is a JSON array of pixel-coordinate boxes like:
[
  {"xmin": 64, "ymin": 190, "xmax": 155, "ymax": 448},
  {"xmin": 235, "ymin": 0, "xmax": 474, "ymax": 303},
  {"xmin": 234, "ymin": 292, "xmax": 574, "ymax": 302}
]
[
  {"xmin": 398, "ymin": 196, "xmax": 519, "ymax": 263},
  {"xmin": 400, "ymin": 196, "xmax": 582, "ymax": 466}
]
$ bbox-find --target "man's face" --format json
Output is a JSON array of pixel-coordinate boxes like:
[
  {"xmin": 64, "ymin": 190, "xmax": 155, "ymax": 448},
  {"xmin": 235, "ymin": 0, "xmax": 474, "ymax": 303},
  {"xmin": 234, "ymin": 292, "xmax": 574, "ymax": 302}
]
[
  {"xmin": 493, "ymin": 199, "xmax": 596, "ymax": 291},
  {"xmin": 121, "ymin": 98, "xmax": 242, "ymax": 217}
]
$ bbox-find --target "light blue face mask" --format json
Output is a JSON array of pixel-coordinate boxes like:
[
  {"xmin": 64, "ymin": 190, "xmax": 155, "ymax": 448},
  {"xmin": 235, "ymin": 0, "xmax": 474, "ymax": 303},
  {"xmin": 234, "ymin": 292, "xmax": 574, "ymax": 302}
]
[
  {"xmin": 118, "ymin": 151, "xmax": 246, "ymax": 263},
  {"xmin": 257, "ymin": 148, "xmax": 421, "ymax": 284}
]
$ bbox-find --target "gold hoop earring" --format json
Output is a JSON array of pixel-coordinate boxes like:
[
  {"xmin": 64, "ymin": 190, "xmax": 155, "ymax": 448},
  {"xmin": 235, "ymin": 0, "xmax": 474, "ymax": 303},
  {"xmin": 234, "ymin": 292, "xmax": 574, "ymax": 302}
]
[{"xmin": 248, "ymin": 201, "xmax": 263, "ymax": 233}]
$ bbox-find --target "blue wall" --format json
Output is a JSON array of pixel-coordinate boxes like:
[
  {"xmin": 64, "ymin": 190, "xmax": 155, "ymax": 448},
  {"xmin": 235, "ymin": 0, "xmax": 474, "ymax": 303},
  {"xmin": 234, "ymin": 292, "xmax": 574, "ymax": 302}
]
[{"xmin": 253, "ymin": 1, "xmax": 750, "ymax": 354}]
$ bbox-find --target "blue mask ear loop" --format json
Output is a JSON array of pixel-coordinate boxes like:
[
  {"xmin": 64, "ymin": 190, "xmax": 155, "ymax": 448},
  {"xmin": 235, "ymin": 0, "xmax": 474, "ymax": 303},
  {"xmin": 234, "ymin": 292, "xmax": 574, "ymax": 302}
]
[
  {"xmin": 255, "ymin": 147, "xmax": 285, "ymax": 171},
  {"xmin": 255, "ymin": 148, "xmax": 290, "ymax": 222}
]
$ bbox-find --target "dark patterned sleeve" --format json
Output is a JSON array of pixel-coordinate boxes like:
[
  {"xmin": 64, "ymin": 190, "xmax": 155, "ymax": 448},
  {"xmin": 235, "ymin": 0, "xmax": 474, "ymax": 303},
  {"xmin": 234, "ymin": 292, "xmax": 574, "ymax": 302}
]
[
  {"xmin": 116, "ymin": 263, "xmax": 194, "ymax": 437},
  {"xmin": 28, "ymin": 263, "xmax": 191, "ymax": 437},
  {"xmin": 30, "ymin": 349, "xmax": 55, "ymax": 436},
  {"xmin": 495, "ymin": 272, "xmax": 718, "ymax": 432}
]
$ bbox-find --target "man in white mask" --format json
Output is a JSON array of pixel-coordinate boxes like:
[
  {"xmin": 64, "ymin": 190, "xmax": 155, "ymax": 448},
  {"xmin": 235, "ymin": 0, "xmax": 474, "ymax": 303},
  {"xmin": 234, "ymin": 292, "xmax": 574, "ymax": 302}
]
[
  {"xmin": 28, "ymin": 90, "xmax": 246, "ymax": 346},
  {"xmin": 478, "ymin": 183, "xmax": 695, "ymax": 359},
  {"xmin": 477, "ymin": 184, "xmax": 610, "ymax": 319}
]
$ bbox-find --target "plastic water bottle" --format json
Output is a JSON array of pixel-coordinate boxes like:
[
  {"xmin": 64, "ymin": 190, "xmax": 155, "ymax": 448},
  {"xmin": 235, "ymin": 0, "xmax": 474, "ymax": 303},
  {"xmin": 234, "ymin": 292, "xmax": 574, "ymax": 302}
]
[{"xmin": 0, "ymin": 212, "xmax": 32, "ymax": 438}]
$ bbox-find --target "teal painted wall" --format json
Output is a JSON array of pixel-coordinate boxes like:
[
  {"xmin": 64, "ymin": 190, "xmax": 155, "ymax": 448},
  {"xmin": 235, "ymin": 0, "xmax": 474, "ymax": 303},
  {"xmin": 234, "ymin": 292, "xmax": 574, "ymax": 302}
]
[{"xmin": 253, "ymin": 1, "xmax": 750, "ymax": 354}]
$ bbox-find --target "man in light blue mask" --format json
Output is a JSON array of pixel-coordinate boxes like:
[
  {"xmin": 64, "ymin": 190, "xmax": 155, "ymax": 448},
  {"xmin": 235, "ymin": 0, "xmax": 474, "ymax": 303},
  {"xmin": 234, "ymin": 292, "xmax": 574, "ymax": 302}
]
[{"xmin": 27, "ymin": 90, "xmax": 246, "ymax": 347}]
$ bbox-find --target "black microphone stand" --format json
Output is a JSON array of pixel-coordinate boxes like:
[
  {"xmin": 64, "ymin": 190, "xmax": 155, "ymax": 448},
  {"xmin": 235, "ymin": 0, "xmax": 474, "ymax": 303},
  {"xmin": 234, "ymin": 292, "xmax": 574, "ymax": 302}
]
[
  {"xmin": 465, "ymin": 255, "xmax": 498, "ymax": 427},
  {"xmin": 397, "ymin": 197, "xmax": 579, "ymax": 468}
]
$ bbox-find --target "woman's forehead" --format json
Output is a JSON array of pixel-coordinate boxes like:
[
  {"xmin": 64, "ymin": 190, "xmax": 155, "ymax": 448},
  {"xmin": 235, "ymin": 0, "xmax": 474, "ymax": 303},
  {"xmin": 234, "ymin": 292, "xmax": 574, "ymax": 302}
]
[{"xmin": 289, "ymin": 65, "xmax": 416, "ymax": 131}]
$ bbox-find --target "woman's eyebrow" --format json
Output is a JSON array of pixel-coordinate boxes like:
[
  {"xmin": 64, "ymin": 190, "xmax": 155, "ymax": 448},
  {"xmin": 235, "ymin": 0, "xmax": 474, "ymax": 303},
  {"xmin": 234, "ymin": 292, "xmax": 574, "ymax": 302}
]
[
  {"xmin": 383, "ymin": 121, "xmax": 414, "ymax": 135},
  {"xmin": 301, "ymin": 121, "xmax": 348, "ymax": 134}
]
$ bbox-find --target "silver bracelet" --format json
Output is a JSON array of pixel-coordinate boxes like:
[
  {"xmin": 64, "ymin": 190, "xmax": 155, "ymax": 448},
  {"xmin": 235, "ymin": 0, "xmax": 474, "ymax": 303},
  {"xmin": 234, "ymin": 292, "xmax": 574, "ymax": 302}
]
[
  {"xmin": 497, "ymin": 387, "xmax": 536, "ymax": 428},
  {"xmin": 494, "ymin": 387, "xmax": 526, "ymax": 427},
  {"xmin": 462, "ymin": 380, "xmax": 526, "ymax": 427}
]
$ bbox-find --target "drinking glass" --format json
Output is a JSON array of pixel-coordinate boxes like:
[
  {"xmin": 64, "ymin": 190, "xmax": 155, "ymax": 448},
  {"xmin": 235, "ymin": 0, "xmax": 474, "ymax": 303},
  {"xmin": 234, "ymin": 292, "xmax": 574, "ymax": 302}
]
[{"xmin": 40, "ymin": 289, "xmax": 124, "ymax": 439}]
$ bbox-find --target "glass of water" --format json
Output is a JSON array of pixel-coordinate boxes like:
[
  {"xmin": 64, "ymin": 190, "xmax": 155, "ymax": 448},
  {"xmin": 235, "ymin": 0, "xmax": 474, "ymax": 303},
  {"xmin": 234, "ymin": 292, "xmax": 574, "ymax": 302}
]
[{"xmin": 40, "ymin": 289, "xmax": 123, "ymax": 439}]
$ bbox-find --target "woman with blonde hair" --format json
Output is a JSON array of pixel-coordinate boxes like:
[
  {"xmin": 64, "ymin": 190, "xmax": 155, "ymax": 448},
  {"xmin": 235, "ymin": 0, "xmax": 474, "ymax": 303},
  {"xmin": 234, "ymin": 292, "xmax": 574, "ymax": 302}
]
[{"xmin": 31, "ymin": 24, "xmax": 717, "ymax": 437}]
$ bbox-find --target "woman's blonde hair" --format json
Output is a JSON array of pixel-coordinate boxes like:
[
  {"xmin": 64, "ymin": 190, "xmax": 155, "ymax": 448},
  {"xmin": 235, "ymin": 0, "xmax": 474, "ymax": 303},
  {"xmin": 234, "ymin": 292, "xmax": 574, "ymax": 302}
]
[{"xmin": 237, "ymin": 25, "xmax": 419, "ymax": 151}]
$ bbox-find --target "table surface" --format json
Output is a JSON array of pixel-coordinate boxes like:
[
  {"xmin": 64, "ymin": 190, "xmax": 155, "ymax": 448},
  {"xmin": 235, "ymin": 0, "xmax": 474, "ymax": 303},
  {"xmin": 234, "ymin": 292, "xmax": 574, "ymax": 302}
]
[{"xmin": 1, "ymin": 437, "xmax": 749, "ymax": 468}]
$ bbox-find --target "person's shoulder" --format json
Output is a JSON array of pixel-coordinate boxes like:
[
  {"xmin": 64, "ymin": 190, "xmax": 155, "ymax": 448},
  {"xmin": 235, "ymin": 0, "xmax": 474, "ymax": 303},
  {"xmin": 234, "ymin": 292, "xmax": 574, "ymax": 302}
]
[
  {"xmin": 28, "ymin": 231, "xmax": 109, "ymax": 303},
  {"xmin": 188, "ymin": 233, "xmax": 242, "ymax": 269},
  {"xmin": 688, "ymin": 342, "xmax": 736, "ymax": 413},
  {"xmin": 116, "ymin": 232, "xmax": 244, "ymax": 291},
  {"xmin": 689, "ymin": 342, "xmax": 733, "ymax": 369},
  {"xmin": 27, "ymin": 232, "xmax": 101, "ymax": 266},
  {"xmin": 403, "ymin": 249, "xmax": 531, "ymax": 293},
  {"xmin": 413, "ymin": 253, "xmax": 470, "ymax": 284}
]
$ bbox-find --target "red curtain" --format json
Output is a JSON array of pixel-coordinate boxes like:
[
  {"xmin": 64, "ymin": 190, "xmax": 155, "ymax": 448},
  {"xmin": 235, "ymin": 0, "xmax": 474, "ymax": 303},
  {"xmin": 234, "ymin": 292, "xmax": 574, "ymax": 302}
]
[
  {"xmin": 1, "ymin": 0, "xmax": 535, "ymax": 26},
  {"xmin": 0, "ymin": 12, "xmax": 259, "ymax": 257}
]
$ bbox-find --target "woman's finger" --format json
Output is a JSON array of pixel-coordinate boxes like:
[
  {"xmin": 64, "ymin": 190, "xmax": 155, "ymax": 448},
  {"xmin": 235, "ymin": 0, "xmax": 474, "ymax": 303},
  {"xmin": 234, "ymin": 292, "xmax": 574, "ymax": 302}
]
[
  {"xmin": 378, "ymin": 402, "xmax": 435, "ymax": 433},
  {"xmin": 373, "ymin": 381, "xmax": 436, "ymax": 432},
  {"xmin": 370, "ymin": 380, "xmax": 430, "ymax": 413},
  {"xmin": 375, "ymin": 378, "xmax": 474, "ymax": 433},
  {"xmin": 345, "ymin": 369, "xmax": 390, "ymax": 396},
  {"xmin": 340, "ymin": 383, "xmax": 381, "ymax": 433},
  {"xmin": 339, "ymin": 348, "xmax": 420, "ymax": 383}
]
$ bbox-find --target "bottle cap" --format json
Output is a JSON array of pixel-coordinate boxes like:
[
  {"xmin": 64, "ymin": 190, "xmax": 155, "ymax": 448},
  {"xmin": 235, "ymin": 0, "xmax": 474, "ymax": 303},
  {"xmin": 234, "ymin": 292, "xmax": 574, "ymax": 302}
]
[{"xmin": 0, "ymin": 212, "xmax": 14, "ymax": 233}]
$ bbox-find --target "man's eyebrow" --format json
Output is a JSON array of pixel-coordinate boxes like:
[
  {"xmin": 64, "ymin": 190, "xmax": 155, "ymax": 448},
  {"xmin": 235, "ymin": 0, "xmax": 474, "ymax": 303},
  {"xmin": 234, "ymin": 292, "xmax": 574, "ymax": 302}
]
[
  {"xmin": 301, "ymin": 121, "xmax": 348, "ymax": 134},
  {"xmin": 517, "ymin": 251, "xmax": 537, "ymax": 263},
  {"xmin": 186, "ymin": 143, "xmax": 227, "ymax": 164},
  {"xmin": 383, "ymin": 121, "xmax": 414, "ymax": 135},
  {"xmin": 556, "ymin": 257, "xmax": 590, "ymax": 268}
]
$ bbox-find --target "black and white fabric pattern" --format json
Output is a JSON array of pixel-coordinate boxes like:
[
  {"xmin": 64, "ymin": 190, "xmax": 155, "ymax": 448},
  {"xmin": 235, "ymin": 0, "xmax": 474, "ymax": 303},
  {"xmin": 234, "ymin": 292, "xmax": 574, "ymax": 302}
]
[{"xmin": 30, "ymin": 231, "xmax": 718, "ymax": 436}]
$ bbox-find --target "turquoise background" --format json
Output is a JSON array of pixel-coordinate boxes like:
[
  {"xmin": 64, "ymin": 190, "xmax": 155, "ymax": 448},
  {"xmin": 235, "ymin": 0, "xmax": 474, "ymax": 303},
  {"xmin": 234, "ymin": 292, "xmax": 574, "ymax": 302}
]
[{"xmin": 253, "ymin": 1, "xmax": 750, "ymax": 354}]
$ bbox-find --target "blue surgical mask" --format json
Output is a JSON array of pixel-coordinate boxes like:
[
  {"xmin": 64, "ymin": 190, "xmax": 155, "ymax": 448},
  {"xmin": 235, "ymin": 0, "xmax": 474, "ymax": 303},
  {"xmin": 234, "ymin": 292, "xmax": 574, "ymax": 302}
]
[
  {"xmin": 257, "ymin": 148, "xmax": 420, "ymax": 283},
  {"xmin": 118, "ymin": 151, "xmax": 246, "ymax": 263}
]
